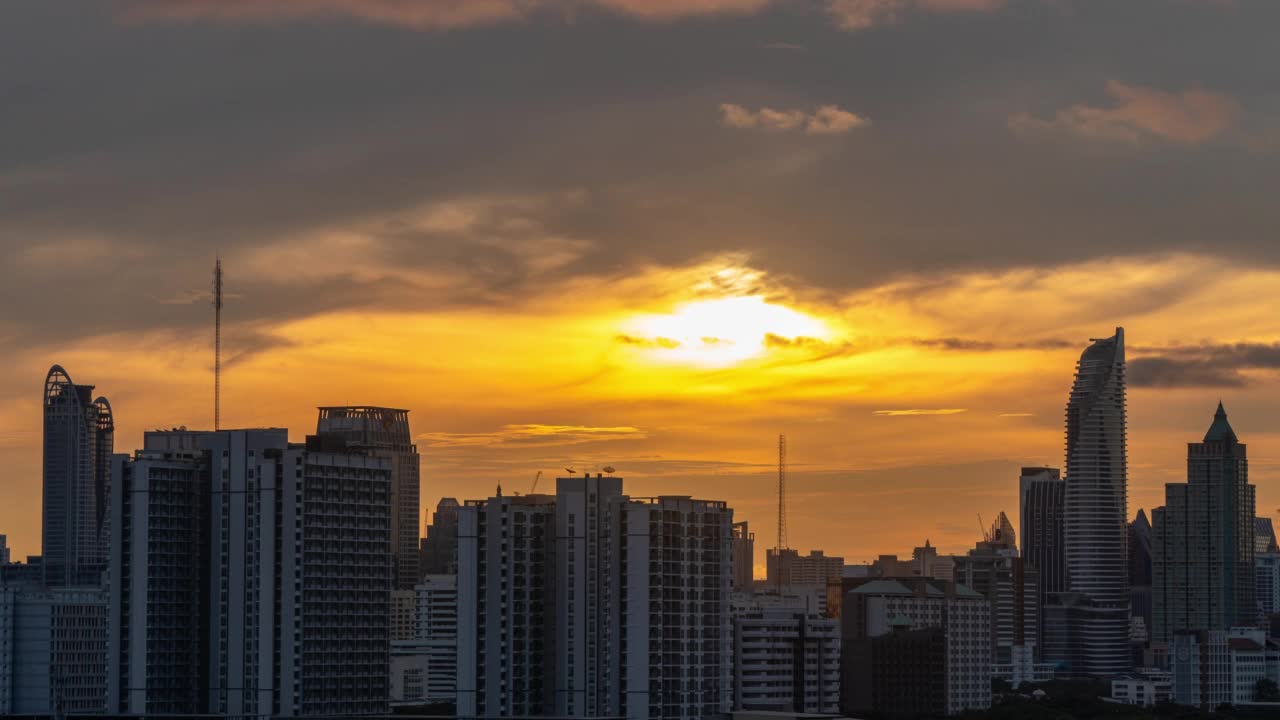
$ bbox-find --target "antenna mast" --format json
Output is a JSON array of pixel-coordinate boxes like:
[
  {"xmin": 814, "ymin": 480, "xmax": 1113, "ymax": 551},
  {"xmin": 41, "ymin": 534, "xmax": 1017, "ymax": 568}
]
[
  {"xmin": 213, "ymin": 256, "xmax": 223, "ymax": 431},
  {"xmin": 777, "ymin": 434, "xmax": 788, "ymax": 551}
]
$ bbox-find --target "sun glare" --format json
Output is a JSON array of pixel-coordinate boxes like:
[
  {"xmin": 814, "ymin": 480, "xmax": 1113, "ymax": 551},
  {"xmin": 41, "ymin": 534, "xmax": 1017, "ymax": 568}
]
[{"xmin": 625, "ymin": 295, "xmax": 831, "ymax": 367}]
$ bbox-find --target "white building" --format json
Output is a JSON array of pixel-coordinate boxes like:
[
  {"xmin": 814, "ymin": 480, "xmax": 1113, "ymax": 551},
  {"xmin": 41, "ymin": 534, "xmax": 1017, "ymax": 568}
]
[
  {"xmin": 107, "ymin": 428, "xmax": 394, "ymax": 718},
  {"xmin": 1257, "ymin": 550, "xmax": 1280, "ymax": 617},
  {"xmin": 1171, "ymin": 627, "xmax": 1280, "ymax": 708},
  {"xmin": 0, "ymin": 584, "xmax": 108, "ymax": 715},
  {"xmin": 1111, "ymin": 670, "xmax": 1172, "ymax": 707},
  {"xmin": 733, "ymin": 605, "xmax": 839, "ymax": 713},
  {"xmin": 391, "ymin": 589, "xmax": 417, "ymax": 641},
  {"xmin": 842, "ymin": 578, "xmax": 992, "ymax": 715},
  {"xmin": 458, "ymin": 476, "xmax": 734, "ymax": 720}
]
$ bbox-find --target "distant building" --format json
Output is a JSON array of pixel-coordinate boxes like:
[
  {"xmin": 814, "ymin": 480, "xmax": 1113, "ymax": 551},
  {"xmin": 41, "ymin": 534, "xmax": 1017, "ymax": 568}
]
[
  {"xmin": 841, "ymin": 577, "xmax": 991, "ymax": 716},
  {"xmin": 767, "ymin": 548, "xmax": 843, "ymax": 589},
  {"xmin": 0, "ymin": 585, "xmax": 108, "ymax": 715},
  {"xmin": 844, "ymin": 621, "xmax": 947, "ymax": 718},
  {"xmin": 42, "ymin": 365, "xmax": 113, "ymax": 587},
  {"xmin": 1256, "ymin": 517, "xmax": 1280, "ymax": 618},
  {"xmin": 1059, "ymin": 329, "xmax": 1131, "ymax": 677},
  {"xmin": 316, "ymin": 406, "xmax": 421, "ymax": 589},
  {"xmin": 421, "ymin": 497, "xmax": 461, "ymax": 576},
  {"xmin": 732, "ymin": 602, "xmax": 839, "ymax": 713},
  {"xmin": 107, "ymin": 428, "xmax": 393, "ymax": 717},
  {"xmin": 1152, "ymin": 404, "xmax": 1256, "ymax": 642},
  {"xmin": 392, "ymin": 589, "xmax": 417, "ymax": 641},
  {"xmin": 457, "ymin": 477, "xmax": 734, "ymax": 720},
  {"xmin": 1128, "ymin": 511, "xmax": 1153, "ymax": 644},
  {"xmin": 0, "ymin": 535, "xmax": 8, "ymax": 565},
  {"xmin": 952, "ymin": 512, "xmax": 1043, "ymax": 682},
  {"xmin": 1019, "ymin": 467, "xmax": 1065, "ymax": 602},
  {"xmin": 391, "ymin": 575, "xmax": 458, "ymax": 706},
  {"xmin": 733, "ymin": 520, "xmax": 755, "ymax": 591}
]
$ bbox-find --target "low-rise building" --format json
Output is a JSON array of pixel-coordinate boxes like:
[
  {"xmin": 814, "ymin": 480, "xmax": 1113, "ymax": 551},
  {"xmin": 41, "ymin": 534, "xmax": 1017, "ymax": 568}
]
[
  {"xmin": 1111, "ymin": 669, "xmax": 1172, "ymax": 707},
  {"xmin": 1171, "ymin": 627, "xmax": 1278, "ymax": 709}
]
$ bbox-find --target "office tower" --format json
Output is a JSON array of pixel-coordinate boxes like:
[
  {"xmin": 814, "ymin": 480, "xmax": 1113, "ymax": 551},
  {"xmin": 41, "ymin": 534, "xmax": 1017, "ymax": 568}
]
[
  {"xmin": 457, "ymin": 477, "xmax": 734, "ymax": 720},
  {"xmin": 767, "ymin": 548, "xmax": 844, "ymax": 587},
  {"xmin": 1129, "ymin": 510, "xmax": 1153, "ymax": 645},
  {"xmin": 421, "ymin": 497, "xmax": 461, "ymax": 576},
  {"xmin": 0, "ymin": 585, "xmax": 108, "ymax": 715},
  {"xmin": 0, "ymin": 535, "xmax": 8, "ymax": 565},
  {"xmin": 844, "ymin": 622, "xmax": 947, "ymax": 717},
  {"xmin": 732, "ymin": 520, "xmax": 755, "ymax": 591},
  {"xmin": 841, "ymin": 577, "xmax": 991, "ymax": 715},
  {"xmin": 316, "ymin": 406, "xmax": 420, "ymax": 589},
  {"xmin": 952, "ymin": 513, "xmax": 1042, "ymax": 680},
  {"xmin": 392, "ymin": 590, "xmax": 417, "ymax": 641},
  {"xmin": 1019, "ymin": 467, "xmax": 1065, "ymax": 596},
  {"xmin": 1152, "ymin": 404, "xmax": 1256, "ymax": 642},
  {"xmin": 1061, "ymin": 328, "xmax": 1130, "ymax": 676},
  {"xmin": 732, "ymin": 606, "xmax": 839, "ymax": 713},
  {"xmin": 42, "ymin": 365, "xmax": 113, "ymax": 587},
  {"xmin": 1257, "ymin": 518, "xmax": 1280, "ymax": 618},
  {"xmin": 107, "ymin": 428, "xmax": 393, "ymax": 717}
]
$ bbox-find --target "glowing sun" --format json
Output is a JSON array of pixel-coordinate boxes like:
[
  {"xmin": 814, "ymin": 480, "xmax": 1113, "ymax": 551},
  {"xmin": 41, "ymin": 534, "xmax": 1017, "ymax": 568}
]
[{"xmin": 624, "ymin": 295, "xmax": 831, "ymax": 367}]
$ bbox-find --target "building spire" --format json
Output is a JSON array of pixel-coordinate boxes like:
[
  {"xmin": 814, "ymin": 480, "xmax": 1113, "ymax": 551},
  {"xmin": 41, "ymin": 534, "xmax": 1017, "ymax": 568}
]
[{"xmin": 1204, "ymin": 401, "xmax": 1237, "ymax": 443}]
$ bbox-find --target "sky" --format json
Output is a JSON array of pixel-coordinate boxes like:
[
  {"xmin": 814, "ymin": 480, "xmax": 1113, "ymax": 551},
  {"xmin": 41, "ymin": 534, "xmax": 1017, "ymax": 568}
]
[{"xmin": 3, "ymin": 0, "xmax": 1280, "ymax": 573}]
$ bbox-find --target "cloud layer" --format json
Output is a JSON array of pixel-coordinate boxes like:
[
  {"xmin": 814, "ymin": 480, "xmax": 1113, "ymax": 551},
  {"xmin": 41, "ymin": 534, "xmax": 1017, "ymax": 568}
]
[
  {"xmin": 719, "ymin": 103, "xmax": 870, "ymax": 134},
  {"xmin": 1010, "ymin": 81, "xmax": 1241, "ymax": 145}
]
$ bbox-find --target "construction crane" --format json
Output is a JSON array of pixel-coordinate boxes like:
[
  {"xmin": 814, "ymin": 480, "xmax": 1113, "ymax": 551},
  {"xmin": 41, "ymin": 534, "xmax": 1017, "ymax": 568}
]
[
  {"xmin": 775, "ymin": 434, "xmax": 788, "ymax": 595},
  {"xmin": 530, "ymin": 470, "xmax": 543, "ymax": 494}
]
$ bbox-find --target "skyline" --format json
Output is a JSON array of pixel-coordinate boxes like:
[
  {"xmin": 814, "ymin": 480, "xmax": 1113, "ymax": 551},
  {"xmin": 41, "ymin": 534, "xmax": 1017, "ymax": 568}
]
[{"xmin": 5, "ymin": 0, "xmax": 1280, "ymax": 569}]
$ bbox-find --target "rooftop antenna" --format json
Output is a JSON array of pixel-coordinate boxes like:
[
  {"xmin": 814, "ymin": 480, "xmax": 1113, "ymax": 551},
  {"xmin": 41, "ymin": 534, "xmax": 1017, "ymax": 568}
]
[{"xmin": 213, "ymin": 255, "xmax": 223, "ymax": 431}]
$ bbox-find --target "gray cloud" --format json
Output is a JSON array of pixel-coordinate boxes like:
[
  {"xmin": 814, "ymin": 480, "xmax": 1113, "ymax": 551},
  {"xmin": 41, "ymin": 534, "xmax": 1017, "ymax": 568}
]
[{"xmin": 1129, "ymin": 343, "xmax": 1280, "ymax": 388}]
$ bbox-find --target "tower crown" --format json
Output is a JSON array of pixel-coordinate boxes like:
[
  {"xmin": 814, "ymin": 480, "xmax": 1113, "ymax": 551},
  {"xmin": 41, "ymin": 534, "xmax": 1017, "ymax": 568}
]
[{"xmin": 1204, "ymin": 401, "xmax": 1238, "ymax": 443}]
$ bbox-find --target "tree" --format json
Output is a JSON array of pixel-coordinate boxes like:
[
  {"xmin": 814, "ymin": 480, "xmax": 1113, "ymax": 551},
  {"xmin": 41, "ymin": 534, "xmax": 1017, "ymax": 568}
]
[{"xmin": 1254, "ymin": 677, "xmax": 1280, "ymax": 702}]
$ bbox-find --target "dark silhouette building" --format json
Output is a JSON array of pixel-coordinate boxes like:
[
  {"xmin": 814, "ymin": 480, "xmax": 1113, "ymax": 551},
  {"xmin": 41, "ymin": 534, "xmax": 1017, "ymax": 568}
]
[
  {"xmin": 1152, "ymin": 403, "xmax": 1255, "ymax": 641},
  {"xmin": 843, "ymin": 622, "xmax": 947, "ymax": 717},
  {"xmin": 41, "ymin": 365, "xmax": 112, "ymax": 587},
  {"xmin": 420, "ymin": 497, "xmax": 460, "ymax": 576},
  {"xmin": 1129, "ymin": 509, "xmax": 1153, "ymax": 652}
]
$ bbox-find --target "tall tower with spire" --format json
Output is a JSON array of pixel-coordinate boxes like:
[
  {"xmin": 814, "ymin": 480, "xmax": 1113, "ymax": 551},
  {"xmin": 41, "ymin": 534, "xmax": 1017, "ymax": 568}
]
[{"xmin": 1151, "ymin": 402, "xmax": 1255, "ymax": 641}]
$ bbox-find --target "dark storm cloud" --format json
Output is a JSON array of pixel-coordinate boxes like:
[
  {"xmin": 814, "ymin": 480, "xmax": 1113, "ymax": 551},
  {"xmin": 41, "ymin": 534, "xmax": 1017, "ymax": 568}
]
[
  {"xmin": 1130, "ymin": 343, "xmax": 1280, "ymax": 388},
  {"xmin": 4, "ymin": 0, "xmax": 1280, "ymax": 349}
]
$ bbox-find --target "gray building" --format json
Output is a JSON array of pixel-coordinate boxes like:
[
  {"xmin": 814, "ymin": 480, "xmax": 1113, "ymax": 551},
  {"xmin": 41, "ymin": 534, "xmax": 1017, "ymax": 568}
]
[
  {"xmin": 0, "ymin": 535, "xmax": 8, "ymax": 565},
  {"xmin": 316, "ymin": 406, "xmax": 420, "ymax": 589},
  {"xmin": 951, "ymin": 513, "xmax": 1040, "ymax": 671},
  {"xmin": 0, "ymin": 585, "xmax": 108, "ymax": 715},
  {"xmin": 1152, "ymin": 404, "xmax": 1256, "ymax": 642},
  {"xmin": 42, "ymin": 365, "xmax": 113, "ymax": 587},
  {"xmin": 107, "ymin": 428, "xmax": 393, "ymax": 717},
  {"xmin": 1019, "ymin": 466, "xmax": 1064, "ymax": 598},
  {"xmin": 1058, "ymin": 328, "xmax": 1131, "ymax": 677},
  {"xmin": 732, "ymin": 520, "xmax": 755, "ymax": 592},
  {"xmin": 421, "ymin": 497, "xmax": 461, "ymax": 576},
  {"xmin": 457, "ymin": 476, "xmax": 734, "ymax": 720},
  {"xmin": 732, "ymin": 605, "xmax": 839, "ymax": 713}
]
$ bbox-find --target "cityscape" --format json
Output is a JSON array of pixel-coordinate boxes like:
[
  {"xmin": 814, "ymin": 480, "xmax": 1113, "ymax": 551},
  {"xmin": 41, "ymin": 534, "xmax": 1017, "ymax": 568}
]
[
  {"xmin": 5, "ymin": 2, "xmax": 1280, "ymax": 719},
  {"xmin": 5, "ymin": 326, "xmax": 1280, "ymax": 717}
]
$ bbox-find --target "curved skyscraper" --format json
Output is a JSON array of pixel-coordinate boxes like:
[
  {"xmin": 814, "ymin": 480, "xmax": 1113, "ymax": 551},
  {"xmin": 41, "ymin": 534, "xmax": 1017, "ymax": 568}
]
[
  {"xmin": 42, "ymin": 365, "xmax": 112, "ymax": 587},
  {"xmin": 1062, "ymin": 328, "xmax": 1130, "ymax": 676}
]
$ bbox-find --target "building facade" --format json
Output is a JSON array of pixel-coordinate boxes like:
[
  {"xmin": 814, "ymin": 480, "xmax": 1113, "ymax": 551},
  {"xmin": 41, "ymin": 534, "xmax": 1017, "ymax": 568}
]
[
  {"xmin": 766, "ymin": 548, "xmax": 844, "ymax": 589},
  {"xmin": 1170, "ymin": 628, "xmax": 1280, "ymax": 709},
  {"xmin": 732, "ymin": 521, "xmax": 755, "ymax": 592},
  {"xmin": 1019, "ymin": 466, "xmax": 1065, "ymax": 600},
  {"xmin": 1152, "ymin": 404, "xmax": 1256, "ymax": 643},
  {"xmin": 1129, "ymin": 510, "xmax": 1154, "ymax": 647},
  {"xmin": 457, "ymin": 477, "xmax": 734, "ymax": 720},
  {"xmin": 316, "ymin": 407, "xmax": 420, "ymax": 589},
  {"xmin": 107, "ymin": 428, "xmax": 393, "ymax": 718},
  {"xmin": 1060, "ymin": 328, "xmax": 1131, "ymax": 677},
  {"xmin": 732, "ymin": 606, "xmax": 839, "ymax": 713},
  {"xmin": 42, "ymin": 365, "xmax": 113, "ymax": 587},
  {"xmin": 841, "ymin": 578, "xmax": 991, "ymax": 715},
  {"xmin": 0, "ymin": 585, "xmax": 108, "ymax": 715},
  {"xmin": 951, "ymin": 514, "xmax": 1041, "ymax": 675}
]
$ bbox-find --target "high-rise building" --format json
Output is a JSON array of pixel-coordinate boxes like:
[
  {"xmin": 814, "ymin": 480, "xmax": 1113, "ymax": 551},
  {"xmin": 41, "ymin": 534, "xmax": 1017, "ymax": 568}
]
[
  {"xmin": 767, "ymin": 548, "xmax": 844, "ymax": 588},
  {"xmin": 0, "ymin": 535, "xmax": 8, "ymax": 565},
  {"xmin": 732, "ymin": 520, "xmax": 755, "ymax": 591},
  {"xmin": 391, "ymin": 574, "xmax": 459, "ymax": 706},
  {"xmin": 841, "ymin": 577, "xmax": 992, "ymax": 715},
  {"xmin": 1060, "ymin": 328, "xmax": 1130, "ymax": 676},
  {"xmin": 316, "ymin": 406, "xmax": 420, "ymax": 589},
  {"xmin": 1152, "ymin": 404, "xmax": 1256, "ymax": 642},
  {"xmin": 952, "ymin": 513, "xmax": 1041, "ymax": 677},
  {"xmin": 1019, "ymin": 467, "xmax": 1065, "ymax": 597},
  {"xmin": 0, "ymin": 585, "xmax": 108, "ymax": 715},
  {"xmin": 42, "ymin": 365, "xmax": 113, "ymax": 587},
  {"xmin": 1129, "ymin": 510, "xmax": 1153, "ymax": 646},
  {"xmin": 457, "ymin": 477, "xmax": 734, "ymax": 720},
  {"xmin": 107, "ymin": 428, "xmax": 394, "ymax": 717},
  {"xmin": 421, "ymin": 497, "xmax": 461, "ymax": 576},
  {"xmin": 732, "ymin": 606, "xmax": 839, "ymax": 713}
]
